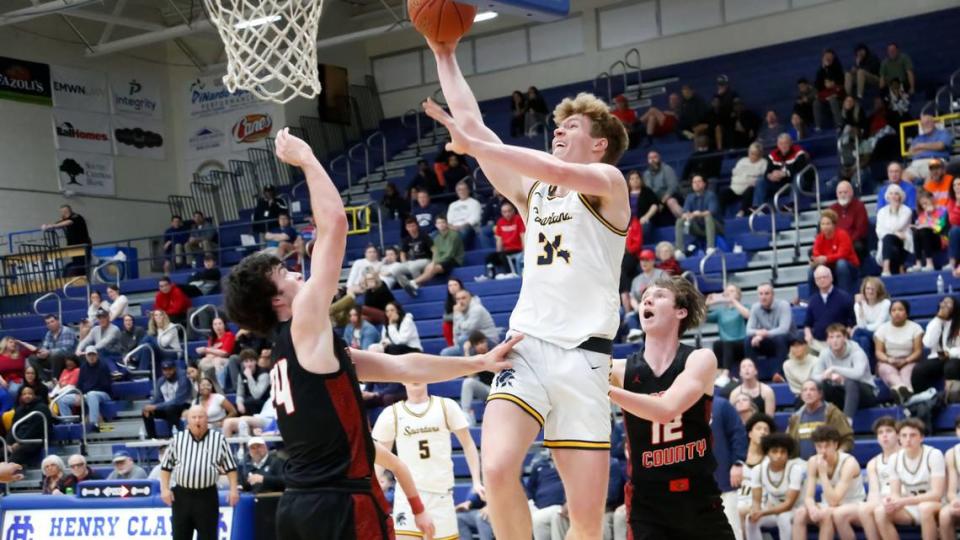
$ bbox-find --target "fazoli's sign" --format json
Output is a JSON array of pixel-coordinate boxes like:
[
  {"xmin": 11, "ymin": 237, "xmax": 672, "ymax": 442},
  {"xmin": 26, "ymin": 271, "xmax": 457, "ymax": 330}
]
[
  {"xmin": 0, "ymin": 56, "xmax": 52, "ymax": 106},
  {"xmin": 231, "ymin": 113, "xmax": 273, "ymax": 143}
]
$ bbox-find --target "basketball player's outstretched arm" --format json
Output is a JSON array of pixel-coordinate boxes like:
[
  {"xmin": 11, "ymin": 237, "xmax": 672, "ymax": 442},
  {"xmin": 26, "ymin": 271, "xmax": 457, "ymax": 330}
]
[
  {"xmin": 427, "ymin": 40, "xmax": 534, "ymax": 212},
  {"xmin": 273, "ymin": 127, "xmax": 347, "ymax": 373},
  {"xmin": 607, "ymin": 349, "xmax": 717, "ymax": 424},
  {"xmin": 374, "ymin": 442, "xmax": 436, "ymax": 540},
  {"xmin": 352, "ymin": 334, "xmax": 521, "ymax": 384}
]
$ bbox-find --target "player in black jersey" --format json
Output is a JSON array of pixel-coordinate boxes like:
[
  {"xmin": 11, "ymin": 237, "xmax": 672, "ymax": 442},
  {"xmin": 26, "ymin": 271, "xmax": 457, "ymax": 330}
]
[
  {"xmin": 224, "ymin": 128, "xmax": 521, "ymax": 540},
  {"xmin": 609, "ymin": 276, "xmax": 736, "ymax": 540}
]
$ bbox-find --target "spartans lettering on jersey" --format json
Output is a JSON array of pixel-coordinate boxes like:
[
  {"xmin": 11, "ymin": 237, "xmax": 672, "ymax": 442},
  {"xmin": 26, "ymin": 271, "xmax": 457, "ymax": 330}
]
[
  {"xmin": 531, "ymin": 205, "xmax": 573, "ymax": 227},
  {"xmin": 402, "ymin": 425, "xmax": 442, "ymax": 436},
  {"xmin": 642, "ymin": 439, "xmax": 708, "ymax": 469}
]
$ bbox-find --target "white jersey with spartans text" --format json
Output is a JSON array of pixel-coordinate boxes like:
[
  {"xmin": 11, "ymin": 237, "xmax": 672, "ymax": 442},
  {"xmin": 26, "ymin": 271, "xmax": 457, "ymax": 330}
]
[
  {"xmin": 751, "ymin": 457, "xmax": 805, "ymax": 509},
  {"xmin": 892, "ymin": 445, "xmax": 946, "ymax": 497},
  {"xmin": 510, "ymin": 182, "xmax": 626, "ymax": 349},
  {"xmin": 371, "ymin": 396, "xmax": 469, "ymax": 494}
]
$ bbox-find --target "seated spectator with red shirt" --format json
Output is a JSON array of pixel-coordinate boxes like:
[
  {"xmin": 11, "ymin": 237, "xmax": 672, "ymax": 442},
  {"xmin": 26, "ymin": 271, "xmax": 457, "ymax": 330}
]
[
  {"xmin": 829, "ymin": 180, "xmax": 869, "ymax": 265},
  {"xmin": 808, "ymin": 209, "xmax": 859, "ymax": 293},
  {"xmin": 154, "ymin": 277, "xmax": 191, "ymax": 326},
  {"xmin": 757, "ymin": 134, "xmax": 811, "ymax": 208},
  {"xmin": 484, "ymin": 201, "xmax": 525, "ymax": 279},
  {"xmin": 0, "ymin": 337, "xmax": 34, "ymax": 412},
  {"xmin": 611, "ymin": 95, "xmax": 638, "ymax": 147},
  {"xmin": 620, "ymin": 214, "xmax": 645, "ymax": 312},
  {"xmin": 655, "ymin": 242, "xmax": 683, "ymax": 276},
  {"xmin": 196, "ymin": 317, "xmax": 236, "ymax": 392}
]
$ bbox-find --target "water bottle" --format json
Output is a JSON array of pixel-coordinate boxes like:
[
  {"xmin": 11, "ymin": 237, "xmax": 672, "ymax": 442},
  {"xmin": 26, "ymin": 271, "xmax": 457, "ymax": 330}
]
[
  {"xmin": 65, "ymin": 487, "xmax": 74, "ymax": 495},
  {"xmin": 937, "ymin": 274, "xmax": 945, "ymax": 295}
]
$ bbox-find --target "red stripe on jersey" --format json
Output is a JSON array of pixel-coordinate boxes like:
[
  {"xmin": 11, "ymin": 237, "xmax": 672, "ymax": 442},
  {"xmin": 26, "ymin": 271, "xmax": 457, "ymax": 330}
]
[
  {"xmin": 351, "ymin": 492, "xmax": 392, "ymax": 540},
  {"xmin": 325, "ymin": 371, "xmax": 371, "ymax": 479},
  {"xmin": 624, "ymin": 419, "xmax": 634, "ymax": 540}
]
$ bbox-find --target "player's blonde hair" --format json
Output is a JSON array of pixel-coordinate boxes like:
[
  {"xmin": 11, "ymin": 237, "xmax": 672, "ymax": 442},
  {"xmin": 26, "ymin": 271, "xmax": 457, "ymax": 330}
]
[{"xmin": 553, "ymin": 93, "xmax": 628, "ymax": 165}]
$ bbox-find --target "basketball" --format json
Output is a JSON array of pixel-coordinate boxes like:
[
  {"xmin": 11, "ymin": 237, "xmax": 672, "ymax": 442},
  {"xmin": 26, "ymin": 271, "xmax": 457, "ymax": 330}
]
[{"xmin": 408, "ymin": 0, "xmax": 477, "ymax": 43}]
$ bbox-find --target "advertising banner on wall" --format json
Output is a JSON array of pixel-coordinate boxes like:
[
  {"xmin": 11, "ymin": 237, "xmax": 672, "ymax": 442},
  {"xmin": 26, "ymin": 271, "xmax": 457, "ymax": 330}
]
[
  {"xmin": 229, "ymin": 111, "xmax": 275, "ymax": 152},
  {"xmin": 55, "ymin": 151, "xmax": 115, "ymax": 196},
  {"xmin": 1, "ymin": 506, "xmax": 234, "ymax": 539},
  {"xmin": 52, "ymin": 109, "xmax": 112, "ymax": 154},
  {"xmin": 184, "ymin": 118, "xmax": 230, "ymax": 160},
  {"xmin": 50, "ymin": 66, "xmax": 109, "ymax": 113},
  {"xmin": 110, "ymin": 75, "xmax": 162, "ymax": 118},
  {"xmin": 112, "ymin": 115, "xmax": 166, "ymax": 160},
  {"xmin": 186, "ymin": 75, "xmax": 257, "ymax": 118},
  {"xmin": 0, "ymin": 55, "xmax": 51, "ymax": 106}
]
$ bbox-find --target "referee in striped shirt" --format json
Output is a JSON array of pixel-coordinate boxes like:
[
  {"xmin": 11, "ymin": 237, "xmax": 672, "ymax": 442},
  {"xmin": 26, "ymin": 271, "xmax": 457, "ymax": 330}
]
[{"xmin": 160, "ymin": 404, "xmax": 239, "ymax": 540}]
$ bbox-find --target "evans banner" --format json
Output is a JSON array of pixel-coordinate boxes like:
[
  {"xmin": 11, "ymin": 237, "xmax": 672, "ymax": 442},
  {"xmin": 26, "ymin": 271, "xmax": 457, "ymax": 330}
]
[
  {"xmin": 50, "ymin": 66, "xmax": 108, "ymax": 113},
  {"xmin": 110, "ymin": 75, "xmax": 162, "ymax": 118},
  {"xmin": 55, "ymin": 151, "xmax": 115, "ymax": 196},
  {"xmin": 0, "ymin": 56, "xmax": 51, "ymax": 106},
  {"xmin": 0, "ymin": 506, "xmax": 233, "ymax": 539},
  {"xmin": 52, "ymin": 110, "xmax": 112, "ymax": 154},
  {"xmin": 112, "ymin": 115, "xmax": 166, "ymax": 160}
]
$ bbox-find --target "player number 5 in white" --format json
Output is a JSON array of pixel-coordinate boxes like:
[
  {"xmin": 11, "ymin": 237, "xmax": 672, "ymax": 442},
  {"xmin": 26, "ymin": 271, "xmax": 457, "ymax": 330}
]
[
  {"xmin": 651, "ymin": 415, "xmax": 683, "ymax": 444},
  {"xmin": 271, "ymin": 359, "xmax": 296, "ymax": 414}
]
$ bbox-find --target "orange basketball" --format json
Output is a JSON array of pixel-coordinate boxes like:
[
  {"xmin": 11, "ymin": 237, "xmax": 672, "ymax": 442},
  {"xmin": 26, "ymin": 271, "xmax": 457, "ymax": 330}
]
[{"xmin": 408, "ymin": 0, "xmax": 477, "ymax": 43}]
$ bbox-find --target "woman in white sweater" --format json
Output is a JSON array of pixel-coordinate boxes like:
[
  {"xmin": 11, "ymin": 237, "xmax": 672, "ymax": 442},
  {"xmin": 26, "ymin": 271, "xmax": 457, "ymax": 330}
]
[
  {"xmin": 851, "ymin": 276, "xmax": 890, "ymax": 361},
  {"xmin": 720, "ymin": 142, "xmax": 768, "ymax": 217},
  {"xmin": 875, "ymin": 183, "xmax": 913, "ymax": 276},
  {"xmin": 369, "ymin": 302, "xmax": 422, "ymax": 354},
  {"xmin": 131, "ymin": 309, "xmax": 183, "ymax": 373}
]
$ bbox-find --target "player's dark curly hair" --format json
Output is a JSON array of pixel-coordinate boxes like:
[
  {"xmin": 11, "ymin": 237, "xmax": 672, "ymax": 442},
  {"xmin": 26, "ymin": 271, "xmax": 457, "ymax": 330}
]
[
  {"xmin": 745, "ymin": 413, "xmax": 776, "ymax": 436},
  {"xmin": 760, "ymin": 432, "xmax": 795, "ymax": 456},
  {"xmin": 224, "ymin": 252, "xmax": 282, "ymax": 336},
  {"xmin": 810, "ymin": 425, "xmax": 841, "ymax": 444}
]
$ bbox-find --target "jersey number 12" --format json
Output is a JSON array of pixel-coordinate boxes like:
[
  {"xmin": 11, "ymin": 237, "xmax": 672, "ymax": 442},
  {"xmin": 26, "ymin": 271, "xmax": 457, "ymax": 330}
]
[
  {"xmin": 271, "ymin": 359, "xmax": 296, "ymax": 414},
  {"xmin": 651, "ymin": 416, "xmax": 682, "ymax": 444}
]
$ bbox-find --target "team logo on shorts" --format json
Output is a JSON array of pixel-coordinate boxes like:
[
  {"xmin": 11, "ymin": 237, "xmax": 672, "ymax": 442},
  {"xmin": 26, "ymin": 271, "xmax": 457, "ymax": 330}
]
[
  {"xmin": 495, "ymin": 369, "xmax": 516, "ymax": 388},
  {"xmin": 396, "ymin": 512, "xmax": 407, "ymax": 527}
]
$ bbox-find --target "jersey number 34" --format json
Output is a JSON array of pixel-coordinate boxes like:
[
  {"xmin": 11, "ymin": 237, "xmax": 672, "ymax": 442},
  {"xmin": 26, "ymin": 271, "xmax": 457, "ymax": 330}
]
[{"xmin": 271, "ymin": 359, "xmax": 296, "ymax": 414}]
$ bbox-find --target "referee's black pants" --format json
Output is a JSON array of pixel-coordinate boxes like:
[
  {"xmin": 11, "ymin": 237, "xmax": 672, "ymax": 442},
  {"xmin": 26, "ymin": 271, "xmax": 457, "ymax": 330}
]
[{"xmin": 172, "ymin": 485, "xmax": 219, "ymax": 540}]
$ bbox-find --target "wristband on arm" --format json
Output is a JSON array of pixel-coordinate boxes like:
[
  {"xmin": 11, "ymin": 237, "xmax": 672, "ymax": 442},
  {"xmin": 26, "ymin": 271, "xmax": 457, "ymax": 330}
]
[{"xmin": 408, "ymin": 495, "xmax": 425, "ymax": 515}]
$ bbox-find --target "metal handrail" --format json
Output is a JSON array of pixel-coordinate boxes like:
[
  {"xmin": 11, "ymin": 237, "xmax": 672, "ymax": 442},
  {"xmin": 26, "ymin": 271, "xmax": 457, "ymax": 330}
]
[
  {"xmin": 773, "ymin": 182, "xmax": 800, "ymax": 261},
  {"xmin": 347, "ymin": 142, "xmax": 369, "ymax": 188},
  {"xmin": 291, "ymin": 180, "xmax": 308, "ymax": 201},
  {"xmin": 33, "ymin": 291, "xmax": 61, "ymax": 321},
  {"xmin": 11, "ymin": 409, "xmax": 49, "ymax": 459},
  {"xmin": 920, "ymin": 100, "xmax": 936, "ymax": 118},
  {"xmin": 51, "ymin": 387, "xmax": 86, "ymax": 449},
  {"xmin": 92, "ymin": 259, "xmax": 123, "ymax": 287},
  {"xmin": 837, "ymin": 131, "xmax": 863, "ymax": 193},
  {"xmin": 401, "ymin": 109, "xmax": 423, "ymax": 155},
  {"xmin": 609, "ymin": 60, "xmax": 628, "ymax": 98},
  {"xmin": 698, "ymin": 250, "xmax": 727, "ymax": 289},
  {"xmin": 747, "ymin": 203, "xmax": 770, "ymax": 234},
  {"xmin": 367, "ymin": 131, "xmax": 388, "ymax": 181},
  {"xmin": 680, "ymin": 270, "xmax": 702, "ymax": 346},
  {"xmin": 624, "ymin": 48, "xmax": 641, "ymax": 89},
  {"xmin": 594, "ymin": 71, "xmax": 611, "ymax": 103},
  {"xmin": 329, "ymin": 155, "xmax": 352, "ymax": 192},
  {"xmin": 950, "ymin": 68, "xmax": 960, "ymax": 114},
  {"xmin": 794, "ymin": 163, "xmax": 821, "ymax": 214},
  {"xmin": 122, "ymin": 343, "xmax": 156, "ymax": 388},
  {"xmin": 62, "ymin": 275, "xmax": 90, "ymax": 301},
  {"xmin": 164, "ymin": 323, "xmax": 189, "ymax": 363},
  {"xmin": 189, "ymin": 304, "xmax": 220, "ymax": 337},
  {"xmin": 934, "ymin": 85, "xmax": 950, "ymax": 117}
]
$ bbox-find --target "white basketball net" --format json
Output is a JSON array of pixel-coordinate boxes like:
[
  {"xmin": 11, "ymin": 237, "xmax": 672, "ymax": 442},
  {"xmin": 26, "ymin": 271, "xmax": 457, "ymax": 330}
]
[{"xmin": 203, "ymin": 0, "xmax": 324, "ymax": 104}]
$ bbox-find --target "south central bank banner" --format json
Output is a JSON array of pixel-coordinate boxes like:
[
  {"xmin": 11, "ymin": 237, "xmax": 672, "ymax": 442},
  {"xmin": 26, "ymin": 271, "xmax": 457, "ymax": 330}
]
[
  {"xmin": 1, "ymin": 506, "xmax": 234, "ymax": 539},
  {"xmin": 0, "ymin": 56, "xmax": 51, "ymax": 106}
]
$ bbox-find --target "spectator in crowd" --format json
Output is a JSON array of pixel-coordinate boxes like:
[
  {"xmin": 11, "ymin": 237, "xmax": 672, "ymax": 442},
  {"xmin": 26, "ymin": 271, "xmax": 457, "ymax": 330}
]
[
  {"xmin": 412, "ymin": 190, "xmax": 443, "ymax": 234},
  {"xmin": 874, "ymin": 419, "xmax": 945, "ymax": 539},
  {"xmin": 381, "ymin": 182, "xmax": 409, "ymax": 221},
  {"xmin": 460, "ymin": 332, "xmax": 494, "ymax": 427},
  {"xmin": 924, "ymin": 159, "xmax": 955, "ymax": 212},
  {"xmin": 837, "ymin": 97, "xmax": 866, "ymax": 165},
  {"xmin": 830, "ymin": 181, "xmax": 870, "ymax": 264},
  {"xmin": 675, "ymin": 174, "xmax": 721, "ymax": 254},
  {"xmin": 877, "ymin": 162, "xmax": 917, "ymax": 211},
  {"xmin": 788, "ymin": 112, "xmax": 809, "ymax": 142},
  {"xmin": 154, "ymin": 277, "xmax": 191, "ymax": 326},
  {"xmin": 33, "ymin": 314, "xmax": 76, "ymax": 381},
  {"xmin": 678, "ymin": 84, "xmax": 709, "ymax": 139},
  {"xmin": 757, "ymin": 110, "xmax": 783, "ymax": 148},
  {"xmin": 442, "ymin": 289, "xmax": 499, "ymax": 356},
  {"xmin": 722, "ymin": 142, "xmax": 767, "ymax": 216},
  {"xmin": 59, "ymin": 346, "xmax": 113, "ymax": 431},
  {"xmin": 264, "ymin": 212, "xmax": 298, "ymax": 260},
  {"xmin": 724, "ymin": 98, "xmax": 760, "ymax": 150},
  {"xmin": 845, "ymin": 417, "xmax": 900, "ymax": 540},
  {"xmin": 643, "ymin": 150, "xmax": 683, "ymax": 219},
  {"xmin": 239, "ymin": 437, "xmax": 285, "ymax": 494},
  {"xmin": 809, "ymin": 210, "xmax": 859, "ymax": 294},
  {"xmin": 844, "ymin": 43, "xmax": 881, "ymax": 99},
  {"xmin": 905, "ymin": 117, "xmax": 955, "ymax": 182},
  {"xmin": 793, "ymin": 78, "xmax": 816, "ymax": 127},
  {"xmin": 783, "ymin": 337, "xmax": 818, "ymax": 398},
  {"xmin": 190, "ymin": 376, "xmax": 237, "ymax": 426},
  {"xmin": 20, "ymin": 365, "xmax": 48, "ymax": 404},
  {"xmin": 884, "ymin": 78, "xmax": 911, "ymax": 125},
  {"xmin": 485, "ymin": 201, "xmax": 524, "ymax": 279},
  {"xmin": 509, "ymin": 90, "xmax": 527, "ymax": 138},
  {"xmin": 712, "ymin": 395, "xmax": 748, "ymax": 538},
  {"xmin": 734, "ymin": 393, "xmax": 759, "ymax": 425},
  {"xmin": 370, "ymin": 302, "xmax": 422, "ymax": 355},
  {"xmin": 456, "ymin": 490, "xmax": 494, "ymax": 540},
  {"xmin": 58, "ymin": 454, "xmax": 102, "ymax": 493},
  {"xmin": 75, "ymin": 309, "xmax": 122, "ymax": 360},
  {"xmin": 916, "ymin": 296, "xmax": 960, "ymax": 397},
  {"xmin": 654, "ymin": 241, "xmax": 682, "ymax": 276},
  {"xmin": 447, "ymin": 180, "xmax": 484, "ymax": 247},
  {"xmin": 342, "ymin": 307, "xmax": 379, "ymax": 351},
  {"xmin": 939, "ymin": 418, "xmax": 960, "ymax": 538},
  {"xmin": 0, "ymin": 337, "xmax": 31, "ymax": 409},
  {"xmin": 636, "ymin": 93, "xmax": 679, "ymax": 143},
  {"xmin": 681, "ymin": 136, "xmax": 723, "ymax": 186},
  {"xmin": 948, "ymin": 179, "xmax": 960, "ymax": 273},
  {"xmin": 878, "ymin": 42, "xmax": 915, "ymax": 94},
  {"xmin": 134, "ymin": 309, "xmax": 181, "ymax": 373},
  {"xmin": 526, "ymin": 450, "xmax": 565, "ymax": 540},
  {"xmin": 411, "ymin": 161, "xmax": 442, "ymax": 197},
  {"xmin": 76, "ymin": 318, "xmax": 92, "ymax": 345},
  {"xmin": 105, "ymin": 285, "xmax": 129, "ymax": 322},
  {"xmin": 358, "ymin": 271, "xmax": 395, "ymax": 325},
  {"xmin": 814, "ymin": 48, "xmax": 845, "ymax": 130},
  {"xmin": 196, "ymin": 317, "xmax": 235, "ymax": 391},
  {"xmin": 744, "ymin": 283, "xmax": 793, "ymax": 365},
  {"xmin": 251, "ymin": 185, "xmax": 288, "ymax": 237},
  {"xmin": 49, "ymin": 354, "xmax": 79, "ymax": 405},
  {"xmin": 186, "ymin": 253, "xmax": 221, "ymax": 296},
  {"xmin": 443, "ymin": 278, "xmax": 464, "ymax": 347},
  {"xmin": 707, "ymin": 284, "xmax": 750, "ymax": 383},
  {"xmin": 875, "ymin": 184, "xmax": 913, "ymax": 276},
  {"xmin": 911, "ymin": 190, "xmax": 947, "ymax": 272},
  {"xmin": 400, "ymin": 215, "xmax": 464, "ymax": 296},
  {"xmin": 628, "ymin": 170, "xmax": 659, "ymax": 237},
  {"xmin": 812, "ymin": 323, "xmax": 878, "ymax": 420},
  {"xmin": 805, "ymin": 261, "xmax": 857, "ymax": 353},
  {"xmin": 624, "ymin": 249, "xmax": 665, "ymax": 341},
  {"xmin": 757, "ymin": 134, "xmax": 811, "ymax": 208},
  {"xmin": 41, "ymin": 455, "xmax": 66, "ymax": 494},
  {"xmin": 714, "ymin": 75, "xmax": 738, "ymax": 119},
  {"xmin": 345, "ymin": 245, "xmax": 381, "ymax": 295},
  {"xmin": 874, "ymin": 300, "xmax": 924, "ymax": 404},
  {"xmin": 524, "ymin": 86, "xmax": 549, "ymax": 136},
  {"xmin": 729, "ymin": 358, "xmax": 776, "ymax": 416},
  {"xmin": 108, "ymin": 450, "xmax": 147, "ymax": 480},
  {"xmin": 852, "ymin": 276, "xmax": 890, "ymax": 362},
  {"xmin": 184, "ymin": 211, "xmax": 217, "ymax": 265},
  {"xmin": 378, "ymin": 246, "xmax": 402, "ymax": 289},
  {"xmin": 162, "ymin": 215, "xmax": 190, "ymax": 274},
  {"xmin": 42, "ymin": 204, "xmax": 91, "ymax": 246},
  {"xmin": 611, "ymin": 95, "xmax": 637, "ymax": 140},
  {"xmin": 87, "ymin": 290, "xmax": 109, "ymax": 323},
  {"xmin": 442, "ymin": 154, "xmax": 471, "ymax": 193},
  {"xmin": 235, "ymin": 349, "xmax": 269, "ymax": 417},
  {"xmin": 6, "ymin": 386, "xmax": 52, "ymax": 465},
  {"xmin": 745, "ymin": 433, "xmax": 804, "ymax": 540},
  {"xmin": 792, "ymin": 425, "xmax": 865, "ymax": 540},
  {"xmin": 142, "ymin": 359, "xmax": 191, "ymax": 439}
]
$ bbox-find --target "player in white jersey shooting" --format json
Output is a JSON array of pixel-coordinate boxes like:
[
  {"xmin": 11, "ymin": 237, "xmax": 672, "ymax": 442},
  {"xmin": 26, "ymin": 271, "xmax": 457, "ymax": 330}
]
[
  {"xmin": 939, "ymin": 416, "xmax": 960, "ymax": 539},
  {"xmin": 836, "ymin": 416, "xmax": 898, "ymax": 540},
  {"xmin": 422, "ymin": 37, "xmax": 629, "ymax": 540},
  {"xmin": 372, "ymin": 382, "xmax": 484, "ymax": 540}
]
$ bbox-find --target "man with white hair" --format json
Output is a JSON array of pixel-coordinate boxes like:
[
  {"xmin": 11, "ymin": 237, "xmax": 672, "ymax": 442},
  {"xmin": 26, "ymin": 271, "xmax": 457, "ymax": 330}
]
[
  {"xmin": 239, "ymin": 437, "xmax": 285, "ymax": 494},
  {"xmin": 758, "ymin": 133, "xmax": 811, "ymax": 207},
  {"xmin": 876, "ymin": 162, "xmax": 916, "ymax": 211},
  {"xmin": 829, "ymin": 180, "xmax": 869, "ymax": 264},
  {"xmin": 107, "ymin": 450, "xmax": 147, "ymax": 480},
  {"xmin": 903, "ymin": 114, "xmax": 954, "ymax": 181}
]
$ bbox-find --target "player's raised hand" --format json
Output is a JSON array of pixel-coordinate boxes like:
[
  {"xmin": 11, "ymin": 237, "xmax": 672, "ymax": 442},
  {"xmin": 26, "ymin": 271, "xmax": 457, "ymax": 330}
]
[
  {"xmin": 274, "ymin": 127, "xmax": 317, "ymax": 168},
  {"xmin": 0, "ymin": 462, "xmax": 23, "ymax": 483},
  {"xmin": 476, "ymin": 334, "xmax": 523, "ymax": 373},
  {"xmin": 414, "ymin": 510, "xmax": 436, "ymax": 540},
  {"xmin": 425, "ymin": 37, "xmax": 459, "ymax": 57},
  {"xmin": 422, "ymin": 98, "xmax": 471, "ymax": 155}
]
